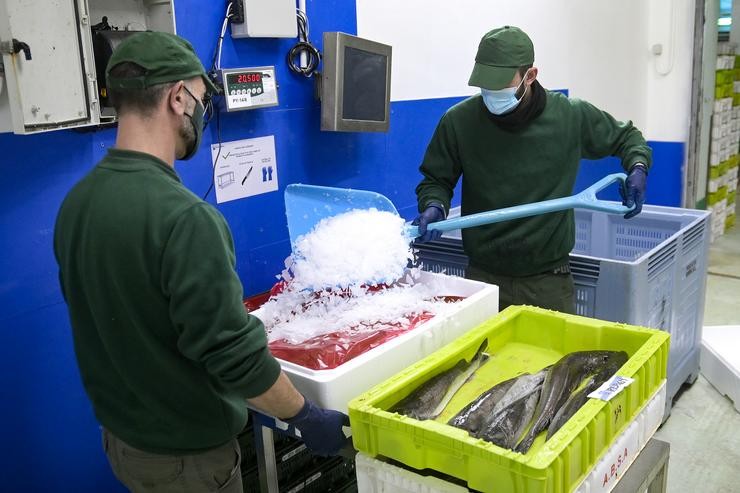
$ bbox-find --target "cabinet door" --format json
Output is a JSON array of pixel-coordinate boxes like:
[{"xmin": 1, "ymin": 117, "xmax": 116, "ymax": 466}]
[{"xmin": 0, "ymin": 0, "xmax": 92, "ymax": 133}]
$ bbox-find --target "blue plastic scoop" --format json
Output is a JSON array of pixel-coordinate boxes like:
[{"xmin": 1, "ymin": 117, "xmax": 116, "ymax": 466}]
[{"xmin": 284, "ymin": 173, "xmax": 633, "ymax": 247}]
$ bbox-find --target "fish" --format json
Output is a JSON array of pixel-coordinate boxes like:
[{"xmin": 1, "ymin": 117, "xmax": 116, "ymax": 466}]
[
  {"xmin": 391, "ymin": 342, "xmax": 490, "ymax": 421},
  {"xmin": 449, "ymin": 367, "xmax": 550, "ymax": 435},
  {"xmin": 490, "ymin": 368, "xmax": 548, "ymax": 416},
  {"xmin": 447, "ymin": 376, "xmax": 518, "ymax": 435},
  {"xmin": 477, "ymin": 384, "xmax": 542, "ymax": 449},
  {"xmin": 545, "ymin": 354, "xmax": 628, "ymax": 440},
  {"xmin": 514, "ymin": 350, "xmax": 628, "ymax": 454}
]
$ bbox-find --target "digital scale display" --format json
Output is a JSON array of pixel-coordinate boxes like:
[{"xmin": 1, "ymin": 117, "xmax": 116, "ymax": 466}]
[
  {"xmin": 226, "ymin": 72, "xmax": 265, "ymax": 96},
  {"xmin": 222, "ymin": 66, "xmax": 278, "ymax": 112}
]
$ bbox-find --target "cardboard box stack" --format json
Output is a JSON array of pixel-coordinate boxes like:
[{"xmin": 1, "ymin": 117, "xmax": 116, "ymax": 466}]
[{"xmin": 708, "ymin": 42, "xmax": 739, "ymax": 241}]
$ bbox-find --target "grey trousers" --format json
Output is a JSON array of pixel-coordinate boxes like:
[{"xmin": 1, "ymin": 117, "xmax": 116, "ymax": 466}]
[
  {"xmin": 102, "ymin": 428, "xmax": 243, "ymax": 493},
  {"xmin": 466, "ymin": 264, "xmax": 576, "ymax": 314}
]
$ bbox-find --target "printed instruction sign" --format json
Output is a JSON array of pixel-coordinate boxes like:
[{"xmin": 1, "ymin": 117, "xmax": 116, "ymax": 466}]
[{"xmin": 211, "ymin": 135, "xmax": 278, "ymax": 204}]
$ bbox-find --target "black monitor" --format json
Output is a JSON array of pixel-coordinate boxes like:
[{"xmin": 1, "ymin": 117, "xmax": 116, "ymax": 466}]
[{"xmin": 320, "ymin": 32, "xmax": 392, "ymax": 132}]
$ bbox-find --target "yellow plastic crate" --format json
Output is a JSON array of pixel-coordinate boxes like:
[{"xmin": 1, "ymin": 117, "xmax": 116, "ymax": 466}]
[
  {"xmin": 726, "ymin": 213, "xmax": 736, "ymax": 229},
  {"xmin": 716, "ymin": 85, "xmax": 732, "ymax": 99},
  {"xmin": 719, "ymin": 161, "xmax": 730, "ymax": 176},
  {"xmin": 716, "ymin": 70, "xmax": 734, "ymax": 85},
  {"xmin": 349, "ymin": 306, "xmax": 669, "ymax": 493},
  {"xmin": 708, "ymin": 187, "xmax": 729, "ymax": 206},
  {"xmin": 710, "ymin": 165, "xmax": 722, "ymax": 180}
]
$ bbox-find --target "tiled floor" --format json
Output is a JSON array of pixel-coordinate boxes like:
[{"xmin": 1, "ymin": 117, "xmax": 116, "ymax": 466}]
[{"xmin": 653, "ymin": 224, "xmax": 740, "ymax": 492}]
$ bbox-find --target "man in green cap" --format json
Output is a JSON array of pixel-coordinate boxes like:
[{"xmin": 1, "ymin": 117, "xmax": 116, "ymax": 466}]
[
  {"xmin": 54, "ymin": 32, "xmax": 348, "ymax": 492},
  {"xmin": 413, "ymin": 26, "xmax": 651, "ymax": 313}
]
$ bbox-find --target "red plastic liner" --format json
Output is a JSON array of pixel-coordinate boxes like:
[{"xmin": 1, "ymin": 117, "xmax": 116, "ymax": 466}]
[
  {"xmin": 268, "ymin": 311, "xmax": 438, "ymax": 370},
  {"xmin": 244, "ymin": 282, "xmax": 464, "ymax": 370}
]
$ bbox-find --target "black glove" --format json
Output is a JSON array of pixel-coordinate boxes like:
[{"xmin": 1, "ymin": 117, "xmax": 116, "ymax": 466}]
[
  {"xmin": 285, "ymin": 398, "xmax": 350, "ymax": 456},
  {"xmin": 412, "ymin": 203, "xmax": 446, "ymax": 243},
  {"xmin": 620, "ymin": 165, "xmax": 647, "ymax": 219}
]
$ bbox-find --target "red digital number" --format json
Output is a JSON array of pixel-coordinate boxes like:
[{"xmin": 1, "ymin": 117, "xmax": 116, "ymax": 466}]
[{"xmin": 235, "ymin": 73, "xmax": 261, "ymax": 84}]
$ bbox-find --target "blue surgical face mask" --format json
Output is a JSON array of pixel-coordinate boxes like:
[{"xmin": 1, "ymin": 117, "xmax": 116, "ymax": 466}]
[{"xmin": 481, "ymin": 72, "xmax": 529, "ymax": 115}]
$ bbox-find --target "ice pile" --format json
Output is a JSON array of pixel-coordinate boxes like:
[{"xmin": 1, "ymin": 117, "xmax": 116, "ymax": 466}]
[
  {"xmin": 258, "ymin": 208, "xmax": 454, "ymax": 344},
  {"xmin": 260, "ymin": 273, "xmax": 453, "ymax": 344},
  {"xmin": 289, "ymin": 208, "xmax": 414, "ymax": 291}
]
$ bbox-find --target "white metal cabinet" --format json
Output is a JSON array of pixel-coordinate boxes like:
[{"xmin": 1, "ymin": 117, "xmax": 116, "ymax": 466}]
[
  {"xmin": 0, "ymin": 0, "xmax": 94, "ymax": 133},
  {"xmin": 0, "ymin": 0, "xmax": 175, "ymax": 135}
]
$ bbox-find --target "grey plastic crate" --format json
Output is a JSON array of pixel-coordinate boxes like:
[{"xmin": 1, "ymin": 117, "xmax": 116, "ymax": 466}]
[{"xmin": 414, "ymin": 204, "xmax": 711, "ymax": 420}]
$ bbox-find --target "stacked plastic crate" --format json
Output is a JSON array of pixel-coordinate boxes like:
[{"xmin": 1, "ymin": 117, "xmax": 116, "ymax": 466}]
[
  {"xmin": 708, "ymin": 42, "xmax": 740, "ymax": 241},
  {"xmin": 238, "ymin": 419, "xmax": 357, "ymax": 492}
]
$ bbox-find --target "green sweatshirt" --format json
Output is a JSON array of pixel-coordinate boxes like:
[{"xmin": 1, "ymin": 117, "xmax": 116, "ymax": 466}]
[
  {"xmin": 416, "ymin": 91, "xmax": 652, "ymax": 276},
  {"xmin": 54, "ymin": 149, "xmax": 281, "ymax": 454}
]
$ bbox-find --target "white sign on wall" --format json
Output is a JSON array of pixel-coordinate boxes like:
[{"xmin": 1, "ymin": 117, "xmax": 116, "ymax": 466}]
[{"xmin": 210, "ymin": 135, "xmax": 278, "ymax": 204}]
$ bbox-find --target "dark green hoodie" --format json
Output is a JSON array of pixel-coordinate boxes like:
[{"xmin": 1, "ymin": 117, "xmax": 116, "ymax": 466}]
[
  {"xmin": 416, "ymin": 91, "xmax": 652, "ymax": 276},
  {"xmin": 54, "ymin": 149, "xmax": 281, "ymax": 454}
]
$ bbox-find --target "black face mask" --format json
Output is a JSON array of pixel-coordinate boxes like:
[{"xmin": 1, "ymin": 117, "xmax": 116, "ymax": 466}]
[
  {"xmin": 486, "ymin": 79, "xmax": 548, "ymax": 132},
  {"xmin": 180, "ymin": 86, "xmax": 205, "ymax": 160}
]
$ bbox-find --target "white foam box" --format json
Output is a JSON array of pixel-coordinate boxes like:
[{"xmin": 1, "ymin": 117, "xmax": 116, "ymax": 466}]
[
  {"xmin": 701, "ymin": 326, "xmax": 740, "ymax": 413},
  {"xmin": 354, "ymin": 382, "xmax": 667, "ymax": 493},
  {"xmin": 723, "ymin": 97, "xmax": 735, "ymax": 111},
  {"xmin": 710, "ymin": 152, "xmax": 720, "ymax": 166},
  {"xmin": 710, "ymin": 140, "xmax": 721, "ymax": 155},
  {"xmin": 255, "ymin": 271, "xmax": 499, "ymax": 412},
  {"xmin": 712, "ymin": 125, "xmax": 722, "ymax": 140}
]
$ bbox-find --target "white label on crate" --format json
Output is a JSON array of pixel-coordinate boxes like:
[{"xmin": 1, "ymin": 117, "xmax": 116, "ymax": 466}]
[
  {"xmin": 281, "ymin": 444, "xmax": 307, "ymax": 463},
  {"xmin": 588, "ymin": 375, "xmax": 634, "ymax": 401}
]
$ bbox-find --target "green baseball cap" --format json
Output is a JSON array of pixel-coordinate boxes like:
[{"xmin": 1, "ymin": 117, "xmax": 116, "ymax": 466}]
[
  {"xmin": 106, "ymin": 31, "xmax": 219, "ymax": 94},
  {"xmin": 468, "ymin": 26, "xmax": 534, "ymax": 90}
]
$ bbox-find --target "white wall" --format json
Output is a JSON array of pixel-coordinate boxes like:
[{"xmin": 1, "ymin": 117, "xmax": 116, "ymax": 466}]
[
  {"xmin": 357, "ymin": 0, "xmax": 696, "ymax": 143},
  {"xmin": 645, "ymin": 0, "xmax": 696, "ymax": 142}
]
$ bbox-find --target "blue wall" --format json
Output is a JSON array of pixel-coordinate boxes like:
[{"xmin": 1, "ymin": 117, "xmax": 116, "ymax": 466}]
[{"xmin": 0, "ymin": 1, "xmax": 683, "ymax": 491}]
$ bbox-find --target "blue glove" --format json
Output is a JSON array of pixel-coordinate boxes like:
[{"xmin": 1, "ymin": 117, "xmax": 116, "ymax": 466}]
[
  {"xmin": 285, "ymin": 398, "xmax": 351, "ymax": 456},
  {"xmin": 412, "ymin": 203, "xmax": 446, "ymax": 243},
  {"xmin": 620, "ymin": 165, "xmax": 647, "ymax": 219}
]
